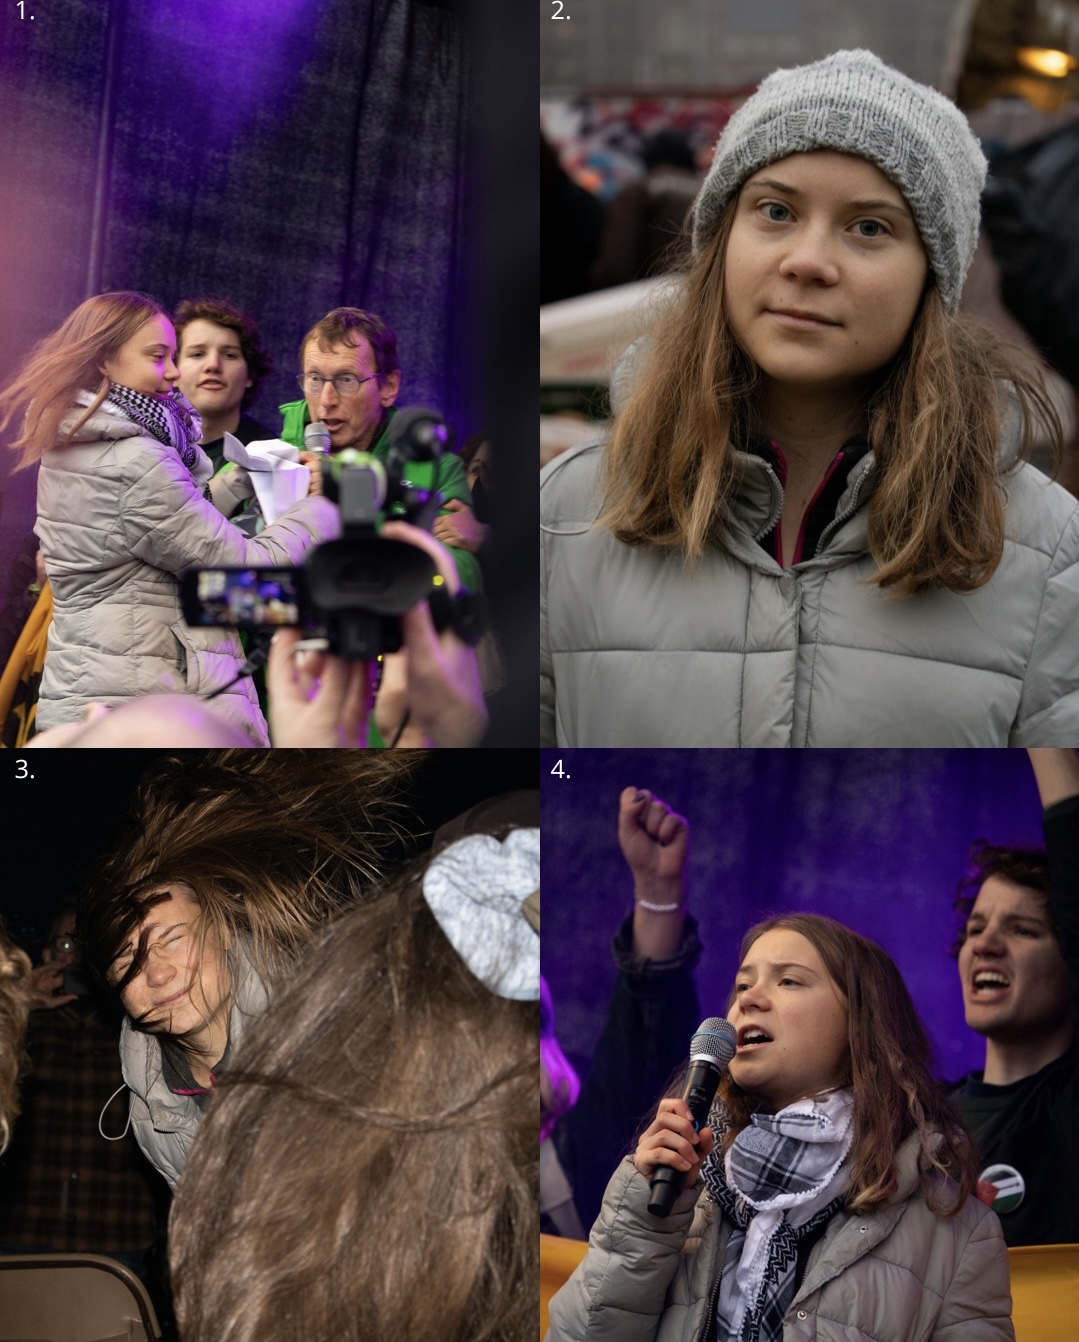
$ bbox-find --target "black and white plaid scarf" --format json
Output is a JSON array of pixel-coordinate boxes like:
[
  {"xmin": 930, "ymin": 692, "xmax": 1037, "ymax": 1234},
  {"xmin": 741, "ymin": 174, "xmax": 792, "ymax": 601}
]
[
  {"xmin": 700, "ymin": 1090, "xmax": 854, "ymax": 1342},
  {"xmin": 106, "ymin": 383, "xmax": 204, "ymax": 476}
]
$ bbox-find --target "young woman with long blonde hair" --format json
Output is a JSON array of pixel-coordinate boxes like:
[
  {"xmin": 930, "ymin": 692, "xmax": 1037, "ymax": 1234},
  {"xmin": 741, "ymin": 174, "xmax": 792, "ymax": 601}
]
[
  {"xmin": 0, "ymin": 291, "xmax": 335, "ymax": 743},
  {"xmin": 541, "ymin": 50, "xmax": 1079, "ymax": 746}
]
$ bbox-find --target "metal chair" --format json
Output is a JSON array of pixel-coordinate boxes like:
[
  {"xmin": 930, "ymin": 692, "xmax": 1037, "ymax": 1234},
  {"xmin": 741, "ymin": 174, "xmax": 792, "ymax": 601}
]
[{"xmin": 0, "ymin": 1252, "xmax": 161, "ymax": 1342}]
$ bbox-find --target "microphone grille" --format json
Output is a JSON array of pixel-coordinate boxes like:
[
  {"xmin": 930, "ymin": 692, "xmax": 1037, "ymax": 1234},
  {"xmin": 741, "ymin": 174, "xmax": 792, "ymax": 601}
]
[
  {"xmin": 690, "ymin": 1016, "xmax": 736, "ymax": 1067},
  {"xmin": 304, "ymin": 421, "xmax": 331, "ymax": 452}
]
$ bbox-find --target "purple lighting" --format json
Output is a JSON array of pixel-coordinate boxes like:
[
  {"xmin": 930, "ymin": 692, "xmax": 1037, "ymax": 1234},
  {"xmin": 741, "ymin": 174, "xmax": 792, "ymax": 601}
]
[{"xmin": 542, "ymin": 750, "xmax": 1046, "ymax": 1088}]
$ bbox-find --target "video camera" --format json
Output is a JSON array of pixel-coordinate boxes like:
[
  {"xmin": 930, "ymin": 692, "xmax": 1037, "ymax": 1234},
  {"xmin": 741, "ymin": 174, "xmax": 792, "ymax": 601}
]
[{"xmin": 181, "ymin": 407, "xmax": 452, "ymax": 661}]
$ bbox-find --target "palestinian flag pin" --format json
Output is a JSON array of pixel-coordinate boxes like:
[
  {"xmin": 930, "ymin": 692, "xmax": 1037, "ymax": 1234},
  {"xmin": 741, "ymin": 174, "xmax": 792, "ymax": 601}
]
[{"xmin": 976, "ymin": 1163, "xmax": 1025, "ymax": 1215}]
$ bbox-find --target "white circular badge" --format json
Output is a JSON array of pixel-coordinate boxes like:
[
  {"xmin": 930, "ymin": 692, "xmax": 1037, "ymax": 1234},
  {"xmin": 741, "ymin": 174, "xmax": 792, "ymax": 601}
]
[{"xmin": 977, "ymin": 1163, "xmax": 1025, "ymax": 1215}]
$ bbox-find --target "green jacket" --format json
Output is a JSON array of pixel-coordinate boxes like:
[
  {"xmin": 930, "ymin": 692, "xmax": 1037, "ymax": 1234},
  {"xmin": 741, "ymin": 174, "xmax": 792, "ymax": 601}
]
[{"xmin": 278, "ymin": 400, "xmax": 482, "ymax": 593}]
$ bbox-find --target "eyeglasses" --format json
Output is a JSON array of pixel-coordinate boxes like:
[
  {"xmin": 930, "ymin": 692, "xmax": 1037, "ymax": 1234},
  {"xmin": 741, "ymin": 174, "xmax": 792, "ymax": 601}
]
[{"xmin": 297, "ymin": 372, "xmax": 379, "ymax": 398}]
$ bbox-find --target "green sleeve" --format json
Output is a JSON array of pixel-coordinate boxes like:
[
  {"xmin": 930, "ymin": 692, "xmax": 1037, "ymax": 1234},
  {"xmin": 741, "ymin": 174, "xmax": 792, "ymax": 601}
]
[
  {"xmin": 278, "ymin": 399, "xmax": 309, "ymax": 449},
  {"xmin": 278, "ymin": 399, "xmax": 483, "ymax": 591}
]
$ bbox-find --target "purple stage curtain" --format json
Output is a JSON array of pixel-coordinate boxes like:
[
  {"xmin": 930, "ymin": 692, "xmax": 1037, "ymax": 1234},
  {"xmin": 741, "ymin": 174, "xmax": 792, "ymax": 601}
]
[{"xmin": 542, "ymin": 748, "xmax": 1046, "ymax": 1089}]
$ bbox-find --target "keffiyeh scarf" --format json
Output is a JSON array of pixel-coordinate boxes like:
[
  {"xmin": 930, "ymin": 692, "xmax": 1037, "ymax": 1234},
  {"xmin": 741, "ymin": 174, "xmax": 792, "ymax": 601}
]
[
  {"xmin": 106, "ymin": 383, "xmax": 204, "ymax": 475},
  {"xmin": 700, "ymin": 1089, "xmax": 854, "ymax": 1342}
]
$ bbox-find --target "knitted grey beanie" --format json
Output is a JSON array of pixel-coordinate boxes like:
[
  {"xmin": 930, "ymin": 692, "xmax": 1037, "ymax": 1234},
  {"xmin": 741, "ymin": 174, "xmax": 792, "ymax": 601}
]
[{"xmin": 691, "ymin": 49, "xmax": 987, "ymax": 314}]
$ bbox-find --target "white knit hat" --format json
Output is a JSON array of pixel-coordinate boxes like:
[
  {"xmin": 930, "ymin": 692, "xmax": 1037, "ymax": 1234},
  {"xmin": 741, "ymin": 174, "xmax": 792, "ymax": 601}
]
[{"xmin": 692, "ymin": 49, "xmax": 987, "ymax": 314}]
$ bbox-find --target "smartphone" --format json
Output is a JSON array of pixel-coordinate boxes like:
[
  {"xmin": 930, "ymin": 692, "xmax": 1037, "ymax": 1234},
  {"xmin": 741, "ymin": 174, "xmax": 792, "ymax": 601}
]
[{"xmin": 180, "ymin": 567, "xmax": 302, "ymax": 631}]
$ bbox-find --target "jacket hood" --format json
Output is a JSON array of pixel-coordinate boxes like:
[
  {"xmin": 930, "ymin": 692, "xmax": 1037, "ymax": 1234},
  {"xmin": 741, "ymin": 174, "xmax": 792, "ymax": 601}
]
[{"xmin": 60, "ymin": 393, "xmax": 144, "ymax": 444}]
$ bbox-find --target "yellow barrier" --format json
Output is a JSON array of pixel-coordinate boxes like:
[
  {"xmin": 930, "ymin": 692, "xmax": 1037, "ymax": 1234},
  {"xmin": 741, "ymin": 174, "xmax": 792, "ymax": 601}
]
[
  {"xmin": 540, "ymin": 1236, "xmax": 1079, "ymax": 1340},
  {"xmin": 540, "ymin": 1233, "xmax": 588, "ymax": 1339},
  {"xmin": 1009, "ymin": 1243, "xmax": 1079, "ymax": 1341}
]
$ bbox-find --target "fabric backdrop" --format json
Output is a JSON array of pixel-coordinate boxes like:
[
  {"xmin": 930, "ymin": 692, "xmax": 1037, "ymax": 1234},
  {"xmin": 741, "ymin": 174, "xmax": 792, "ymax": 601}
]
[
  {"xmin": 541, "ymin": 748, "xmax": 1048, "ymax": 1090},
  {"xmin": 0, "ymin": 0, "xmax": 537, "ymax": 741}
]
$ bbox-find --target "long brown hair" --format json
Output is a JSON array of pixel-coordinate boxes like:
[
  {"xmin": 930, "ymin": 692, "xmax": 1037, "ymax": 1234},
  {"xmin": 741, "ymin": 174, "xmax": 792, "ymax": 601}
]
[
  {"xmin": 78, "ymin": 751, "xmax": 420, "ymax": 1054},
  {"xmin": 0, "ymin": 291, "xmax": 168, "ymax": 470},
  {"xmin": 717, "ymin": 914, "xmax": 977, "ymax": 1215},
  {"xmin": 170, "ymin": 851, "xmax": 538, "ymax": 1342},
  {"xmin": 599, "ymin": 200, "xmax": 1063, "ymax": 596}
]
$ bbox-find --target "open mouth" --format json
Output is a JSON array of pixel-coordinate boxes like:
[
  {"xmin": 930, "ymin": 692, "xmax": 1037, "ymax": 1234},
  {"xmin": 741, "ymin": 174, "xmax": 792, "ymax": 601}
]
[
  {"xmin": 737, "ymin": 1026, "xmax": 774, "ymax": 1049},
  {"xmin": 971, "ymin": 969, "xmax": 1011, "ymax": 996}
]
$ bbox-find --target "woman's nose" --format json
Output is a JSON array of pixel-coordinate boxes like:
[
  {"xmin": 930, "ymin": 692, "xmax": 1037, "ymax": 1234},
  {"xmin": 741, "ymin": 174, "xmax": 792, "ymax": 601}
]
[
  {"xmin": 144, "ymin": 948, "xmax": 174, "ymax": 987},
  {"xmin": 737, "ymin": 986, "xmax": 771, "ymax": 1014},
  {"xmin": 778, "ymin": 226, "xmax": 840, "ymax": 284}
]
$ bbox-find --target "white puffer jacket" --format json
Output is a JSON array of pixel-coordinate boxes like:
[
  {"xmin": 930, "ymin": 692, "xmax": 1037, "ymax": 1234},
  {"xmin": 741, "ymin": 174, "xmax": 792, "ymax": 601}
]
[
  {"xmin": 546, "ymin": 1138, "xmax": 1014, "ymax": 1342},
  {"xmin": 35, "ymin": 400, "xmax": 338, "ymax": 743},
  {"xmin": 541, "ymin": 438, "xmax": 1079, "ymax": 746}
]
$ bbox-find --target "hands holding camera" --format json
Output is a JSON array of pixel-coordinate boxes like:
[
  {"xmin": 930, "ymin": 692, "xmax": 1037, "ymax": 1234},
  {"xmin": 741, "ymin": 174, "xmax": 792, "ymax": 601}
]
[{"xmin": 267, "ymin": 520, "xmax": 487, "ymax": 748}]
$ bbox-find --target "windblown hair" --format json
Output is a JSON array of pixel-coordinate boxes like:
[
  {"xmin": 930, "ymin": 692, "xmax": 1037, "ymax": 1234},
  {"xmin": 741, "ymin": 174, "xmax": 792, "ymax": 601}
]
[
  {"xmin": 715, "ymin": 914, "xmax": 977, "ymax": 1216},
  {"xmin": 78, "ymin": 751, "xmax": 420, "ymax": 1027},
  {"xmin": 540, "ymin": 974, "xmax": 580, "ymax": 1142},
  {"xmin": 299, "ymin": 306, "xmax": 400, "ymax": 380},
  {"xmin": 0, "ymin": 922, "xmax": 32, "ymax": 1156},
  {"xmin": 0, "ymin": 291, "xmax": 167, "ymax": 470},
  {"xmin": 599, "ymin": 201, "xmax": 1063, "ymax": 596},
  {"xmin": 170, "ymin": 852, "xmax": 538, "ymax": 1342},
  {"xmin": 949, "ymin": 840, "xmax": 1053, "ymax": 959},
  {"xmin": 174, "ymin": 296, "xmax": 273, "ymax": 407}
]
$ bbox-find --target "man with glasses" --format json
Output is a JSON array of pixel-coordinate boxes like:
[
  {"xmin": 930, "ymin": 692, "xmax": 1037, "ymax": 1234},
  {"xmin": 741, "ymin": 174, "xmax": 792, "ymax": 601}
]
[{"xmin": 279, "ymin": 307, "xmax": 486, "ymax": 590}]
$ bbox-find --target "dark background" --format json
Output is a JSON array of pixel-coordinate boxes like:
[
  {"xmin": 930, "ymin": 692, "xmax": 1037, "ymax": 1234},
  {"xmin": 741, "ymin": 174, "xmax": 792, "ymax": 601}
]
[
  {"xmin": 3, "ymin": 747, "xmax": 538, "ymax": 957},
  {"xmin": 541, "ymin": 748, "xmax": 1048, "ymax": 1086},
  {"xmin": 0, "ymin": 0, "xmax": 537, "ymax": 743}
]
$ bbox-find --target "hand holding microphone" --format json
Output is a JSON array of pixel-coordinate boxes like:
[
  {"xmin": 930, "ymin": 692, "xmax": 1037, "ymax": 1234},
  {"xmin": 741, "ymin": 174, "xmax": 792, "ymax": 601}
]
[
  {"xmin": 299, "ymin": 421, "xmax": 332, "ymax": 497},
  {"xmin": 635, "ymin": 1017, "xmax": 737, "ymax": 1217}
]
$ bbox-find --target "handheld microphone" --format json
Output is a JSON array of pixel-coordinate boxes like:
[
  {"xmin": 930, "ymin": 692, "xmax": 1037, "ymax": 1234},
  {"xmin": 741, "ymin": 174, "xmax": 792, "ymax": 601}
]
[
  {"xmin": 304, "ymin": 421, "xmax": 332, "ymax": 455},
  {"xmin": 647, "ymin": 1016, "xmax": 737, "ymax": 1218}
]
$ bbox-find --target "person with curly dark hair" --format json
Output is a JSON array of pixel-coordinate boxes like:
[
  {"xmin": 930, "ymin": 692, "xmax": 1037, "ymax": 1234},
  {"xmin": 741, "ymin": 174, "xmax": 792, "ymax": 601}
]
[
  {"xmin": 173, "ymin": 298, "xmax": 274, "ymax": 451},
  {"xmin": 950, "ymin": 747, "xmax": 1079, "ymax": 1246}
]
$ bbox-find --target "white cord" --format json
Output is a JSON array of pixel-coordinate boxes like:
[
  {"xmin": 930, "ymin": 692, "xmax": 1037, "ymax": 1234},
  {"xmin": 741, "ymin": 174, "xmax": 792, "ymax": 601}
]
[{"xmin": 98, "ymin": 1083, "xmax": 132, "ymax": 1140}]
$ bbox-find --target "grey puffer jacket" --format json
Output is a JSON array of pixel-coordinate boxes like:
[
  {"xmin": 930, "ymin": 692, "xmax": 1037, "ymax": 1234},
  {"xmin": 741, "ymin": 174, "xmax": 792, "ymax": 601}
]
[
  {"xmin": 35, "ymin": 401, "xmax": 338, "ymax": 743},
  {"xmin": 545, "ymin": 1137, "xmax": 1014, "ymax": 1342},
  {"xmin": 117, "ymin": 958, "xmax": 269, "ymax": 1192},
  {"xmin": 540, "ymin": 438, "xmax": 1079, "ymax": 745}
]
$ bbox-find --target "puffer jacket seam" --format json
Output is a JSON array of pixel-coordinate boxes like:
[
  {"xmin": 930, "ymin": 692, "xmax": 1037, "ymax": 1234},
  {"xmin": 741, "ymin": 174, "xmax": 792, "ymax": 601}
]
[
  {"xmin": 552, "ymin": 644, "xmax": 1023, "ymax": 676},
  {"xmin": 1017, "ymin": 508, "xmax": 1079, "ymax": 671}
]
